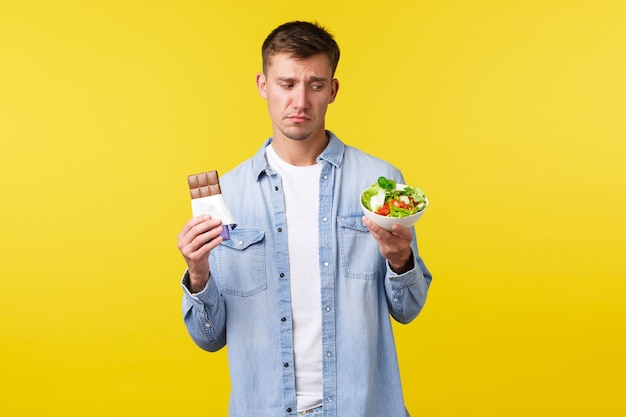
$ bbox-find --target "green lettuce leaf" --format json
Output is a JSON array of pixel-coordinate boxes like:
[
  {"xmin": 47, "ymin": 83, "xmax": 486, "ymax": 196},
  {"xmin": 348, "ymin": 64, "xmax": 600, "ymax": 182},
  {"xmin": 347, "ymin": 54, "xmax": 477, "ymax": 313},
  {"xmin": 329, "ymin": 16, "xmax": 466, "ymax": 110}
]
[{"xmin": 362, "ymin": 176, "xmax": 428, "ymax": 217}]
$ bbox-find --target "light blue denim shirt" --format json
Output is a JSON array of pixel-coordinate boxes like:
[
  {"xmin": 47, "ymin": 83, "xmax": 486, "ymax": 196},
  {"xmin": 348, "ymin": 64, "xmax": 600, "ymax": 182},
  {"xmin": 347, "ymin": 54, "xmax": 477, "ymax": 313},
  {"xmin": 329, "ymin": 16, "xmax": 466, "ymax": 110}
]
[{"xmin": 181, "ymin": 131, "xmax": 432, "ymax": 417}]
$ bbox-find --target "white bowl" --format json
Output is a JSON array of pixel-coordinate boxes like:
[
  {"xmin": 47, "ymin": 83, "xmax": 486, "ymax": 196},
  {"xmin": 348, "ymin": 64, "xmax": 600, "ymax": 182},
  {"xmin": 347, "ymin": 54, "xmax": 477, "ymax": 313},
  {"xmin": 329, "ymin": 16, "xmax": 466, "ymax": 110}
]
[{"xmin": 360, "ymin": 184, "xmax": 428, "ymax": 231}]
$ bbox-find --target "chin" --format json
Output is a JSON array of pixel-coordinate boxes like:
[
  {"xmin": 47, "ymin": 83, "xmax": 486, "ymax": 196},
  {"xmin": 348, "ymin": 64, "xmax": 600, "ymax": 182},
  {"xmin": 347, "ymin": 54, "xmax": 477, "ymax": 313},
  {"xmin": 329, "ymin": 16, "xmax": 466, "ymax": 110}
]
[{"xmin": 281, "ymin": 127, "xmax": 313, "ymax": 141}]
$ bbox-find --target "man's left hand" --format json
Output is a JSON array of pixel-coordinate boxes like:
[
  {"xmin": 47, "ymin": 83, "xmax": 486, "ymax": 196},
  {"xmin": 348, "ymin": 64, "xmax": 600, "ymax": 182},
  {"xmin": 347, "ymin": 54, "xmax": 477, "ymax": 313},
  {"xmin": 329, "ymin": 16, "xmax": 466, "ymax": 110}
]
[{"xmin": 362, "ymin": 216, "xmax": 414, "ymax": 274}]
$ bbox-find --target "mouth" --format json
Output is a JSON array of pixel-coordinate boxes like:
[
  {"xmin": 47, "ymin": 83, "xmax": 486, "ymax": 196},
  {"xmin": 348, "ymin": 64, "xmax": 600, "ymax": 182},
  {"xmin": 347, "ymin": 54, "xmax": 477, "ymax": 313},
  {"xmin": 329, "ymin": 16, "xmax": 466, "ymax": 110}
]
[{"xmin": 286, "ymin": 114, "xmax": 310, "ymax": 123}]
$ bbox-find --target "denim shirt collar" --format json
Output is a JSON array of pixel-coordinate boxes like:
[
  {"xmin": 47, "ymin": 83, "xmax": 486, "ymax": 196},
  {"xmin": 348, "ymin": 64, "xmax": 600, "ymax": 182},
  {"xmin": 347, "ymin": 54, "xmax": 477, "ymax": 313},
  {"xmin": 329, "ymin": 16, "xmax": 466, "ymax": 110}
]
[{"xmin": 251, "ymin": 130, "xmax": 345, "ymax": 180}]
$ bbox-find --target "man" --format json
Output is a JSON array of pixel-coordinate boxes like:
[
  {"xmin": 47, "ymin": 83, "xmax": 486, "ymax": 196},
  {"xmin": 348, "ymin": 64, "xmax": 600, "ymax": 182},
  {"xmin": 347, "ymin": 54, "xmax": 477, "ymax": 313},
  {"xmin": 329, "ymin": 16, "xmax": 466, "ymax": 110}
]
[{"xmin": 177, "ymin": 21, "xmax": 432, "ymax": 417}]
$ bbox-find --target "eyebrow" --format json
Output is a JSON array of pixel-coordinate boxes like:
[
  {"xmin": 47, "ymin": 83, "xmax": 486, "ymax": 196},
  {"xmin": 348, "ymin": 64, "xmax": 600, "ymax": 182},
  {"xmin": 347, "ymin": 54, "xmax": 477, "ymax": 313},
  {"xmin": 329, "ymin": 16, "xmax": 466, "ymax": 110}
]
[{"xmin": 276, "ymin": 76, "xmax": 329, "ymax": 83}]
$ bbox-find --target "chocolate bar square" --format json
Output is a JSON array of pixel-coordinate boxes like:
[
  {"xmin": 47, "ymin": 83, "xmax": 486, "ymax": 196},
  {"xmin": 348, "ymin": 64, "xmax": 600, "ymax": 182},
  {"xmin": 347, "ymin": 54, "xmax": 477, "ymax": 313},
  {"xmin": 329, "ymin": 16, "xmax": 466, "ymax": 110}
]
[{"xmin": 188, "ymin": 170, "xmax": 221, "ymax": 199}]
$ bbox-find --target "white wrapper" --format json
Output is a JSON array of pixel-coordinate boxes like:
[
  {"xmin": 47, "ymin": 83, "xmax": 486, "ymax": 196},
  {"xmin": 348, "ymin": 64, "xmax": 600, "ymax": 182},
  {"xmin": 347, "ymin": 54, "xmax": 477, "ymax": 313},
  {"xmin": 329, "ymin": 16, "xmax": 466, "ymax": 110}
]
[{"xmin": 191, "ymin": 194, "xmax": 237, "ymax": 239}]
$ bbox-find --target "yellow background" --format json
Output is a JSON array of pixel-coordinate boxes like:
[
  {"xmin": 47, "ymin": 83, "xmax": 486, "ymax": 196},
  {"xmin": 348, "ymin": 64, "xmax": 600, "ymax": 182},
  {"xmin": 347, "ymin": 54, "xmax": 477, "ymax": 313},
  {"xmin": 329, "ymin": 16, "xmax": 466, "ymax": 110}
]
[{"xmin": 1, "ymin": 1, "xmax": 624, "ymax": 415}]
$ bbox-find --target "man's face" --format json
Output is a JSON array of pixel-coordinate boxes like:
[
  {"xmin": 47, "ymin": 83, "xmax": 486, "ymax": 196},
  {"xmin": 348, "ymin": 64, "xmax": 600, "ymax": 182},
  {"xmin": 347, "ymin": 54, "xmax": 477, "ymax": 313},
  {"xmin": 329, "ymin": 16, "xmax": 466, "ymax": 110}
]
[{"xmin": 257, "ymin": 52, "xmax": 339, "ymax": 142}]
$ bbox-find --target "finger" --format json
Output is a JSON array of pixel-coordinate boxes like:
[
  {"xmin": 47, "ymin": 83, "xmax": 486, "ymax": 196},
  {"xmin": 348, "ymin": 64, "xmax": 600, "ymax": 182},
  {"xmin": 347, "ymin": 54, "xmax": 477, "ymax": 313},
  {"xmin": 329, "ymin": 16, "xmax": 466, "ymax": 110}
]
[
  {"xmin": 390, "ymin": 224, "xmax": 413, "ymax": 241},
  {"xmin": 178, "ymin": 215, "xmax": 210, "ymax": 244},
  {"xmin": 190, "ymin": 223, "xmax": 223, "ymax": 251},
  {"xmin": 362, "ymin": 217, "xmax": 392, "ymax": 241},
  {"xmin": 181, "ymin": 214, "xmax": 213, "ymax": 235},
  {"xmin": 178, "ymin": 216, "xmax": 221, "ymax": 251},
  {"xmin": 186, "ymin": 233, "xmax": 223, "ymax": 263}
]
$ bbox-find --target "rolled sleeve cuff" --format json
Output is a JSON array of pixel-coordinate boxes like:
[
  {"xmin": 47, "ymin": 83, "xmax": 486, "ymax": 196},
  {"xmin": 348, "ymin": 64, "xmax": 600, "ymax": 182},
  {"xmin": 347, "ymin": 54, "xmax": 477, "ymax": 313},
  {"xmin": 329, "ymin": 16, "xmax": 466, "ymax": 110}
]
[
  {"xmin": 181, "ymin": 271, "xmax": 220, "ymax": 311},
  {"xmin": 386, "ymin": 257, "xmax": 420, "ymax": 284}
]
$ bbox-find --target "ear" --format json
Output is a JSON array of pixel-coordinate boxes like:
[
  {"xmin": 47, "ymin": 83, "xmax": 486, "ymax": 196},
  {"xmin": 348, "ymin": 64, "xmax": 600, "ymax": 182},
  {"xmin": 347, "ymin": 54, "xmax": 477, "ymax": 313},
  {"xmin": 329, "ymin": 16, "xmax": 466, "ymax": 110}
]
[
  {"xmin": 328, "ymin": 78, "xmax": 339, "ymax": 104},
  {"xmin": 256, "ymin": 72, "xmax": 268, "ymax": 99}
]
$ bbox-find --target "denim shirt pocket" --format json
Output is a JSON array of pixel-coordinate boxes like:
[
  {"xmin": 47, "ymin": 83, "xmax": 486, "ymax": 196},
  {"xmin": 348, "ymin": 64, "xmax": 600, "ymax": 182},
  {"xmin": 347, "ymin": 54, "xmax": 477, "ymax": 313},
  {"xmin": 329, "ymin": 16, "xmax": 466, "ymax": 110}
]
[
  {"xmin": 213, "ymin": 228, "xmax": 267, "ymax": 297},
  {"xmin": 337, "ymin": 213, "xmax": 381, "ymax": 280}
]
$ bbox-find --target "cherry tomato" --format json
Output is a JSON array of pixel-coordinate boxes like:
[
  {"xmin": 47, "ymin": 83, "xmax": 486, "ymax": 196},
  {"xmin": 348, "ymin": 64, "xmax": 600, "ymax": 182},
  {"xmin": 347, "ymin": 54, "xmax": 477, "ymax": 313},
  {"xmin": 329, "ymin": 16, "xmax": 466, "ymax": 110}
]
[{"xmin": 376, "ymin": 204, "xmax": 391, "ymax": 216}]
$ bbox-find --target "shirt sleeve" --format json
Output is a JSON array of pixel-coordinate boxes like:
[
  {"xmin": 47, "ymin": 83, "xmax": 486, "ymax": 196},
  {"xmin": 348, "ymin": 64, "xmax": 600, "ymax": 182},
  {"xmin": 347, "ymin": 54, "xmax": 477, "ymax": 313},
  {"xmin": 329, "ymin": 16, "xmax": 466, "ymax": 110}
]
[
  {"xmin": 384, "ymin": 237, "xmax": 432, "ymax": 324},
  {"xmin": 181, "ymin": 271, "xmax": 227, "ymax": 351}
]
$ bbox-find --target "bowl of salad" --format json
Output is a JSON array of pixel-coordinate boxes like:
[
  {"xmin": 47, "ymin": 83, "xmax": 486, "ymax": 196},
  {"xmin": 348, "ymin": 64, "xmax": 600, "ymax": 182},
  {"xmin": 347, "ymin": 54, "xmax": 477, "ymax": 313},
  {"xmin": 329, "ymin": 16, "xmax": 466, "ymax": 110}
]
[{"xmin": 360, "ymin": 176, "xmax": 428, "ymax": 231}]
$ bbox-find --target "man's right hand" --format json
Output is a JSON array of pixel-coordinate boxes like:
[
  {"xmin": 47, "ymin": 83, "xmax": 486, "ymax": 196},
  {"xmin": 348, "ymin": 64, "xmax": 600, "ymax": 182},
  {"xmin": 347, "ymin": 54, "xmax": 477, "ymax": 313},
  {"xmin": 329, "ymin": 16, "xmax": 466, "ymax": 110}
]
[{"xmin": 177, "ymin": 214, "xmax": 224, "ymax": 293}]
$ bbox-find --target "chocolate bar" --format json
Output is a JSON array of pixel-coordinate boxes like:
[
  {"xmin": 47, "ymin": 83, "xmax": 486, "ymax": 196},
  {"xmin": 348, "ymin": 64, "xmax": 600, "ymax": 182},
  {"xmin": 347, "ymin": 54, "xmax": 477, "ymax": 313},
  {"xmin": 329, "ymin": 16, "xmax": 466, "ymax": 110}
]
[
  {"xmin": 187, "ymin": 170, "xmax": 222, "ymax": 199},
  {"xmin": 187, "ymin": 170, "xmax": 236, "ymax": 240}
]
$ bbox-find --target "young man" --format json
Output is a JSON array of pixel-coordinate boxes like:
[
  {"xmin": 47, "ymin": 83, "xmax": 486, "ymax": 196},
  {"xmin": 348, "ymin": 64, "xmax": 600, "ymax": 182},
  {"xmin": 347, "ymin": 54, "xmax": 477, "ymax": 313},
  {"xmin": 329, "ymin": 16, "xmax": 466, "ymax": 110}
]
[{"xmin": 177, "ymin": 21, "xmax": 432, "ymax": 417}]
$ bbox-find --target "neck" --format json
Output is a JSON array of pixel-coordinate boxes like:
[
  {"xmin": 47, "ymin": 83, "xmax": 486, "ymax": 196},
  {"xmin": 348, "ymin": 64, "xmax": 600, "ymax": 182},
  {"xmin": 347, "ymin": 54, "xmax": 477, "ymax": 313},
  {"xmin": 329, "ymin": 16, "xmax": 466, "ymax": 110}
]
[{"xmin": 271, "ymin": 131, "xmax": 329, "ymax": 166}]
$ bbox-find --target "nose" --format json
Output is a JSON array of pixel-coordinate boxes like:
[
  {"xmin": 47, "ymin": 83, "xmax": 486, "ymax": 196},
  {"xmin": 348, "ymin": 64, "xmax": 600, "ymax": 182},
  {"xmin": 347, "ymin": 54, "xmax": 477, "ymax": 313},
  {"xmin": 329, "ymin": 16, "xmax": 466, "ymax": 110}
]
[{"xmin": 291, "ymin": 85, "xmax": 308, "ymax": 110}]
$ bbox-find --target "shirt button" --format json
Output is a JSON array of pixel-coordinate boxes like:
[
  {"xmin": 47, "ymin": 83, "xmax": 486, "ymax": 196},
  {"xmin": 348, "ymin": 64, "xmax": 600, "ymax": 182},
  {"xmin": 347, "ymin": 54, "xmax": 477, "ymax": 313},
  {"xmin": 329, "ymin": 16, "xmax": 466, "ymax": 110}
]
[
  {"xmin": 325, "ymin": 306, "xmax": 331, "ymax": 312},
  {"xmin": 284, "ymin": 362, "xmax": 289, "ymax": 367},
  {"xmin": 393, "ymin": 298, "xmax": 399, "ymax": 303},
  {"xmin": 327, "ymin": 397, "xmax": 333, "ymax": 403},
  {"xmin": 323, "ymin": 175, "xmax": 328, "ymax": 180},
  {"xmin": 323, "ymin": 261, "xmax": 329, "ymax": 267},
  {"xmin": 286, "ymin": 408, "xmax": 292, "ymax": 413},
  {"xmin": 326, "ymin": 351, "xmax": 332, "ymax": 357},
  {"xmin": 204, "ymin": 323, "xmax": 211, "ymax": 328},
  {"xmin": 278, "ymin": 227, "xmax": 283, "ymax": 232},
  {"xmin": 275, "ymin": 186, "xmax": 279, "ymax": 191},
  {"xmin": 322, "ymin": 217, "xmax": 328, "ymax": 222},
  {"xmin": 280, "ymin": 273, "xmax": 285, "ymax": 278},
  {"xmin": 281, "ymin": 317, "xmax": 287, "ymax": 322},
  {"xmin": 238, "ymin": 240, "xmax": 244, "ymax": 246}
]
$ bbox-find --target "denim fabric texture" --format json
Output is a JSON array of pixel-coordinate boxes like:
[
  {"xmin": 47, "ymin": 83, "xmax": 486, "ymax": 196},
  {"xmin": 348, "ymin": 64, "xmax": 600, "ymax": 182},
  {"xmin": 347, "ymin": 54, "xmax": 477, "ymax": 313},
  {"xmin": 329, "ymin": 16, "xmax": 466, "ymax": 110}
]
[
  {"xmin": 181, "ymin": 132, "xmax": 431, "ymax": 417},
  {"xmin": 298, "ymin": 406, "xmax": 323, "ymax": 416}
]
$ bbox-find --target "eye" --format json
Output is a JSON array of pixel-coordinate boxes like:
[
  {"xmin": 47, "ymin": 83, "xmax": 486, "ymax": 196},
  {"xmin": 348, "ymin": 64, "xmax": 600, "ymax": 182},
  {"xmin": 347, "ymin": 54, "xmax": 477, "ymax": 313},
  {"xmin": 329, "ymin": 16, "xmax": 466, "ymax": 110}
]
[
  {"xmin": 280, "ymin": 83, "xmax": 294, "ymax": 90},
  {"xmin": 311, "ymin": 84, "xmax": 324, "ymax": 91}
]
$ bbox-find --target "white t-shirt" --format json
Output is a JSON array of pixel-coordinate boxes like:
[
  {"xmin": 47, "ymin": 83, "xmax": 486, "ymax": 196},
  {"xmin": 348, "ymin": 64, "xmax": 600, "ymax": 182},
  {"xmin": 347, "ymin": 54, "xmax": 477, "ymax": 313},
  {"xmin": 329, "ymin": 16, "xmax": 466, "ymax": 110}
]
[{"xmin": 266, "ymin": 144, "xmax": 323, "ymax": 411}]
